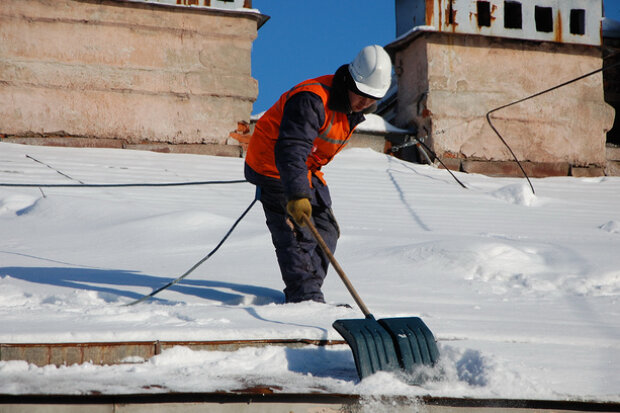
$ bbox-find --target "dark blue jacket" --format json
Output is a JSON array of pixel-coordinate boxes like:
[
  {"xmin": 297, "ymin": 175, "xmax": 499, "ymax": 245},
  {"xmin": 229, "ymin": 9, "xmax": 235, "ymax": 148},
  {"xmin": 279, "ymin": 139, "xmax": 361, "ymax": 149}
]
[{"xmin": 245, "ymin": 65, "xmax": 366, "ymax": 207}]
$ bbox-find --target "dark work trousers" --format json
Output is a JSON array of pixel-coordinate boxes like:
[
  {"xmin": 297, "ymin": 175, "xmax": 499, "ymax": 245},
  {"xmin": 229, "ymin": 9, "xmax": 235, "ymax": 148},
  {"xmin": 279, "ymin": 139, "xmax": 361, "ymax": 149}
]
[{"xmin": 258, "ymin": 181, "xmax": 340, "ymax": 303}]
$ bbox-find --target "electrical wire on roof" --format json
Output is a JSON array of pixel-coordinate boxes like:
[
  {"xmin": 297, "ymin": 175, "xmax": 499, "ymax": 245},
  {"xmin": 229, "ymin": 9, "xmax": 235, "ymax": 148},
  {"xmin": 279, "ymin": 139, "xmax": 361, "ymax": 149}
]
[
  {"xmin": 486, "ymin": 55, "xmax": 620, "ymax": 195},
  {"xmin": 0, "ymin": 180, "xmax": 248, "ymax": 188},
  {"xmin": 0, "ymin": 155, "xmax": 248, "ymax": 188},
  {"xmin": 390, "ymin": 133, "xmax": 468, "ymax": 189},
  {"xmin": 0, "ymin": 155, "xmax": 257, "ymax": 306},
  {"xmin": 391, "ymin": 53, "xmax": 620, "ymax": 195},
  {"xmin": 125, "ymin": 187, "xmax": 261, "ymax": 306}
]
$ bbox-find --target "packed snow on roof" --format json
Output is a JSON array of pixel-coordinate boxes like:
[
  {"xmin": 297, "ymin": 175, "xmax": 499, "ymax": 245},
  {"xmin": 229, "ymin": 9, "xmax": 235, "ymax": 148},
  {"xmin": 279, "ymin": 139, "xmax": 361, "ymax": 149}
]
[{"xmin": 0, "ymin": 142, "xmax": 619, "ymax": 400}]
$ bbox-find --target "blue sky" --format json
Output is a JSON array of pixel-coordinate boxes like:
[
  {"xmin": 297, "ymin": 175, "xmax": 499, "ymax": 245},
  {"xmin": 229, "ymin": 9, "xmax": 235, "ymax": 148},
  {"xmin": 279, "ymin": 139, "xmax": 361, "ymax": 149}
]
[
  {"xmin": 251, "ymin": 1, "xmax": 395, "ymax": 113},
  {"xmin": 251, "ymin": 0, "xmax": 620, "ymax": 115}
]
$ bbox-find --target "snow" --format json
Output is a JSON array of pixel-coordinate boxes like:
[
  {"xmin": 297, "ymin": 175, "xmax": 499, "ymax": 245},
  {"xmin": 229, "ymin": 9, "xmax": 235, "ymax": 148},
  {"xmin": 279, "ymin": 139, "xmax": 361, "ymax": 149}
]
[
  {"xmin": 388, "ymin": 25, "xmax": 438, "ymax": 47},
  {"xmin": 356, "ymin": 114, "xmax": 412, "ymax": 134},
  {"xmin": 118, "ymin": 0, "xmax": 261, "ymax": 14},
  {"xmin": 253, "ymin": 112, "xmax": 411, "ymax": 134},
  {"xmin": 0, "ymin": 141, "xmax": 619, "ymax": 400}
]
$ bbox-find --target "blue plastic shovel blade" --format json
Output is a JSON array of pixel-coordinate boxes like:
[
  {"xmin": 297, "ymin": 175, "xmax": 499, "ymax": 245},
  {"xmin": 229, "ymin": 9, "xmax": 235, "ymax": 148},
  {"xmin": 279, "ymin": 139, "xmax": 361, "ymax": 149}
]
[
  {"xmin": 378, "ymin": 317, "xmax": 440, "ymax": 370},
  {"xmin": 332, "ymin": 318, "xmax": 401, "ymax": 379}
]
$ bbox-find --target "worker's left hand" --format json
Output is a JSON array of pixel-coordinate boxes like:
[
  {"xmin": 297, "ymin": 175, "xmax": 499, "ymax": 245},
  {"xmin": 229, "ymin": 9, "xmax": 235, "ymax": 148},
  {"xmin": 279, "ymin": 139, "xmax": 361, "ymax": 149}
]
[{"xmin": 286, "ymin": 198, "xmax": 311, "ymax": 226}]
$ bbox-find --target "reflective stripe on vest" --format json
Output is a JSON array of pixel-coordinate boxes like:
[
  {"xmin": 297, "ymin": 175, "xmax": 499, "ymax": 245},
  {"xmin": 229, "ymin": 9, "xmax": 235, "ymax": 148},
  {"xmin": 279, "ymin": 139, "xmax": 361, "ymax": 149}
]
[
  {"xmin": 245, "ymin": 75, "xmax": 354, "ymax": 185},
  {"xmin": 318, "ymin": 117, "xmax": 348, "ymax": 145}
]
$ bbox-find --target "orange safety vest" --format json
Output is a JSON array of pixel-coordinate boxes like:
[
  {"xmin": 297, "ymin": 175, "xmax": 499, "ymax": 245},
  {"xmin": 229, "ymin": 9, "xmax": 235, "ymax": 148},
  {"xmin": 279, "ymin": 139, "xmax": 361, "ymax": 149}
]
[{"xmin": 245, "ymin": 75, "xmax": 356, "ymax": 186}]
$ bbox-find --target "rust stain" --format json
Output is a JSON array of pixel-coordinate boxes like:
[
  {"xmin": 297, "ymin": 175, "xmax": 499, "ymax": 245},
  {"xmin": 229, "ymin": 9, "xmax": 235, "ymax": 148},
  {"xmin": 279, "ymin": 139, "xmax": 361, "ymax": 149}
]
[
  {"xmin": 176, "ymin": 0, "xmax": 201, "ymax": 5},
  {"xmin": 555, "ymin": 10, "xmax": 563, "ymax": 43},
  {"xmin": 229, "ymin": 121, "xmax": 251, "ymax": 151},
  {"xmin": 445, "ymin": 0, "xmax": 458, "ymax": 32},
  {"xmin": 232, "ymin": 386, "xmax": 282, "ymax": 395},
  {"xmin": 442, "ymin": 151, "xmax": 459, "ymax": 159},
  {"xmin": 142, "ymin": 385, "xmax": 166, "ymax": 391},
  {"xmin": 471, "ymin": 9, "xmax": 480, "ymax": 32},
  {"xmin": 426, "ymin": 0, "xmax": 435, "ymax": 27},
  {"xmin": 472, "ymin": 2, "xmax": 495, "ymax": 31}
]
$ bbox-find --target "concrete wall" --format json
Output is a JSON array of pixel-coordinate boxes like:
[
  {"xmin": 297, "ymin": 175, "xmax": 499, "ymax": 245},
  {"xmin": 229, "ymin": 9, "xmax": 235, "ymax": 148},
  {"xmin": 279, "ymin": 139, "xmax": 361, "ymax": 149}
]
[
  {"xmin": 389, "ymin": 32, "xmax": 615, "ymax": 176},
  {"xmin": 0, "ymin": 0, "xmax": 264, "ymax": 155}
]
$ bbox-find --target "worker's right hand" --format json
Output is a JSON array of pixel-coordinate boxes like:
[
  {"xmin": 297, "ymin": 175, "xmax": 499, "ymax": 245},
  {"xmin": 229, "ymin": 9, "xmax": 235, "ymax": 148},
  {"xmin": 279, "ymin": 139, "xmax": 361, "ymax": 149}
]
[{"xmin": 286, "ymin": 198, "xmax": 311, "ymax": 226}]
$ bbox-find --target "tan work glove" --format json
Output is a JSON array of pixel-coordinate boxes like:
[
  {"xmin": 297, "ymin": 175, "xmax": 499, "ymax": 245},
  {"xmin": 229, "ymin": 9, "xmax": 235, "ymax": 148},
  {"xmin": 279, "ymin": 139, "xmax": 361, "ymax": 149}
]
[{"xmin": 286, "ymin": 198, "xmax": 311, "ymax": 226}]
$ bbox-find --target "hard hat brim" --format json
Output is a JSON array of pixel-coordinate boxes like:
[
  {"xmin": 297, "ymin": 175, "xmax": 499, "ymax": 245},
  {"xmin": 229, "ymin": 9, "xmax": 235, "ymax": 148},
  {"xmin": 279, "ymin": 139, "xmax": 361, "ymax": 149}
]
[{"xmin": 352, "ymin": 79, "xmax": 389, "ymax": 100}]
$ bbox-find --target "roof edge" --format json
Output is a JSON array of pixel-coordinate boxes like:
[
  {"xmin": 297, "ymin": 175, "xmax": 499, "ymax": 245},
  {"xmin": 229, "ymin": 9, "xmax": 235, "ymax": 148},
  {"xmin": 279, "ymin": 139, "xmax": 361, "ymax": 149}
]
[{"xmin": 109, "ymin": 0, "xmax": 270, "ymax": 28}]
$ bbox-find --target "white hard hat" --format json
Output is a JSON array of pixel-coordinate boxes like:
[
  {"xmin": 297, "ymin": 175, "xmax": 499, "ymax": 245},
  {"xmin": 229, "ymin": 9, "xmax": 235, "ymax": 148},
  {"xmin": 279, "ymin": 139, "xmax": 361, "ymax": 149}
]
[{"xmin": 348, "ymin": 45, "xmax": 392, "ymax": 99}]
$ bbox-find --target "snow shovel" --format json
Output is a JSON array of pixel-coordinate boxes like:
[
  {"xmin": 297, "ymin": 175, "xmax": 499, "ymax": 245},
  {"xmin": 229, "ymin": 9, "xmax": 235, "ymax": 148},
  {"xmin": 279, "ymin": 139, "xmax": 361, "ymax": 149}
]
[{"xmin": 302, "ymin": 215, "xmax": 439, "ymax": 380}]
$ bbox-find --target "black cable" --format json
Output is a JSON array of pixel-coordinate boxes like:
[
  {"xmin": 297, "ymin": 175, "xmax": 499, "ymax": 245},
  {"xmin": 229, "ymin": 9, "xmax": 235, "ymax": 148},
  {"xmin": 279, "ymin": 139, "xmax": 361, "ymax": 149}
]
[
  {"xmin": 0, "ymin": 180, "xmax": 248, "ymax": 188},
  {"xmin": 405, "ymin": 135, "xmax": 467, "ymax": 189},
  {"xmin": 486, "ymin": 58, "xmax": 620, "ymax": 195},
  {"xmin": 125, "ymin": 187, "xmax": 261, "ymax": 306},
  {"xmin": 392, "ymin": 56, "xmax": 620, "ymax": 195},
  {"xmin": 4, "ymin": 156, "xmax": 254, "ymax": 304},
  {"xmin": 26, "ymin": 154, "xmax": 85, "ymax": 184},
  {"xmin": 389, "ymin": 134, "xmax": 468, "ymax": 189},
  {"xmin": 0, "ymin": 154, "xmax": 248, "ymax": 187}
]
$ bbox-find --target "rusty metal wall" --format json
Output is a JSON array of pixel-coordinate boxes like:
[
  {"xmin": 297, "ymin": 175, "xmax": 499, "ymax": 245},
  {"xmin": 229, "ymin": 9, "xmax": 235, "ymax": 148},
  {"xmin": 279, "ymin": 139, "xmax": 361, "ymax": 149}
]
[{"xmin": 396, "ymin": 0, "xmax": 602, "ymax": 46}]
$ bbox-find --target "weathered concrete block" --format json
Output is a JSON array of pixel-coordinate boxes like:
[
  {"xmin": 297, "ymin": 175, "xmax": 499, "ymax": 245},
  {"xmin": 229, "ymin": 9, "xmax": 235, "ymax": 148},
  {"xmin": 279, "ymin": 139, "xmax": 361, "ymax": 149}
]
[
  {"xmin": 436, "ymin": 157, "xmax": 461, "ymax": 171},
  {"xmin": 607, "ymin": 145, "xmax": 620, "ymax": 161},
  {"xmin": 0, "ymin": 345, "xmax": 50, "ymax": 367},
  {"xmin": 605, "ymin": 160, "xmax": 620, "ymax": 176},
  {"xmin": 125, "ymin": 143, "xmax": 242, "ymax": 157},
  {"xmin": 347, "ymin": 132, "xmax": 386, "ymax": 153},
  {"xmin": 570, "ymin": 166, "xmax": 605, "ymax": 177},
  {"xmin": 2, "ymin": 136, "xmax": 124, "ymax": 149},
  {"xmin": 0, "ymin": 342, "xmax": 158, "ymax": 367},
  {"xmin": 462, "ymin": 160, "xmax": 570, "ymax": 177},
  {"xmin": 389, "ymin": 32, "xmax": 614, "ymax": 175},
  {"xmin": 0, "ymin": 0, "xmax": 264, "ymax": 149}
]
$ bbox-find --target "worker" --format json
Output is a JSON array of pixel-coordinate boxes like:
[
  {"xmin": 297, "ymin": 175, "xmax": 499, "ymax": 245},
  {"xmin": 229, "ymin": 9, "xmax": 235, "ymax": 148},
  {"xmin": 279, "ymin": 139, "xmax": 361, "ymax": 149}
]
[{"xmin": 245, "ymin": 45, "xmax": 392, "ymax": 304}]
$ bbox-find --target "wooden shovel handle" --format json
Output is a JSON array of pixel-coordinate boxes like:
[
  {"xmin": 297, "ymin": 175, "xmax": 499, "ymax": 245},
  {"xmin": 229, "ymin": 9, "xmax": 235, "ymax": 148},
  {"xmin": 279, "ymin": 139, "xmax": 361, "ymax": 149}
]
[{"xmin": 302, "ymin": 215, "xmax": 372, "ymax": 318}]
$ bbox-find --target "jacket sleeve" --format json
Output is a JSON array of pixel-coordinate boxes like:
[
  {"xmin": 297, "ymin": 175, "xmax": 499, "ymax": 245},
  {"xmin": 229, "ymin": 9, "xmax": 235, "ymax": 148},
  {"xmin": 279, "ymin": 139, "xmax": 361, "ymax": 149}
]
[{"xmin": 274, "ymin": 91, "xmax": 325, "ymax": 200}]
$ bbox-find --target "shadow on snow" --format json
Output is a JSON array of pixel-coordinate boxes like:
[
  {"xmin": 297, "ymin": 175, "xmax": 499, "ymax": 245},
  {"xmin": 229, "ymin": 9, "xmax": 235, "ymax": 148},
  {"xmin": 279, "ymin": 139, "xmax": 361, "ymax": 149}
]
[{"xmin": 0, "ymin": 266, "xmax": 284, "ymax": 306}]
